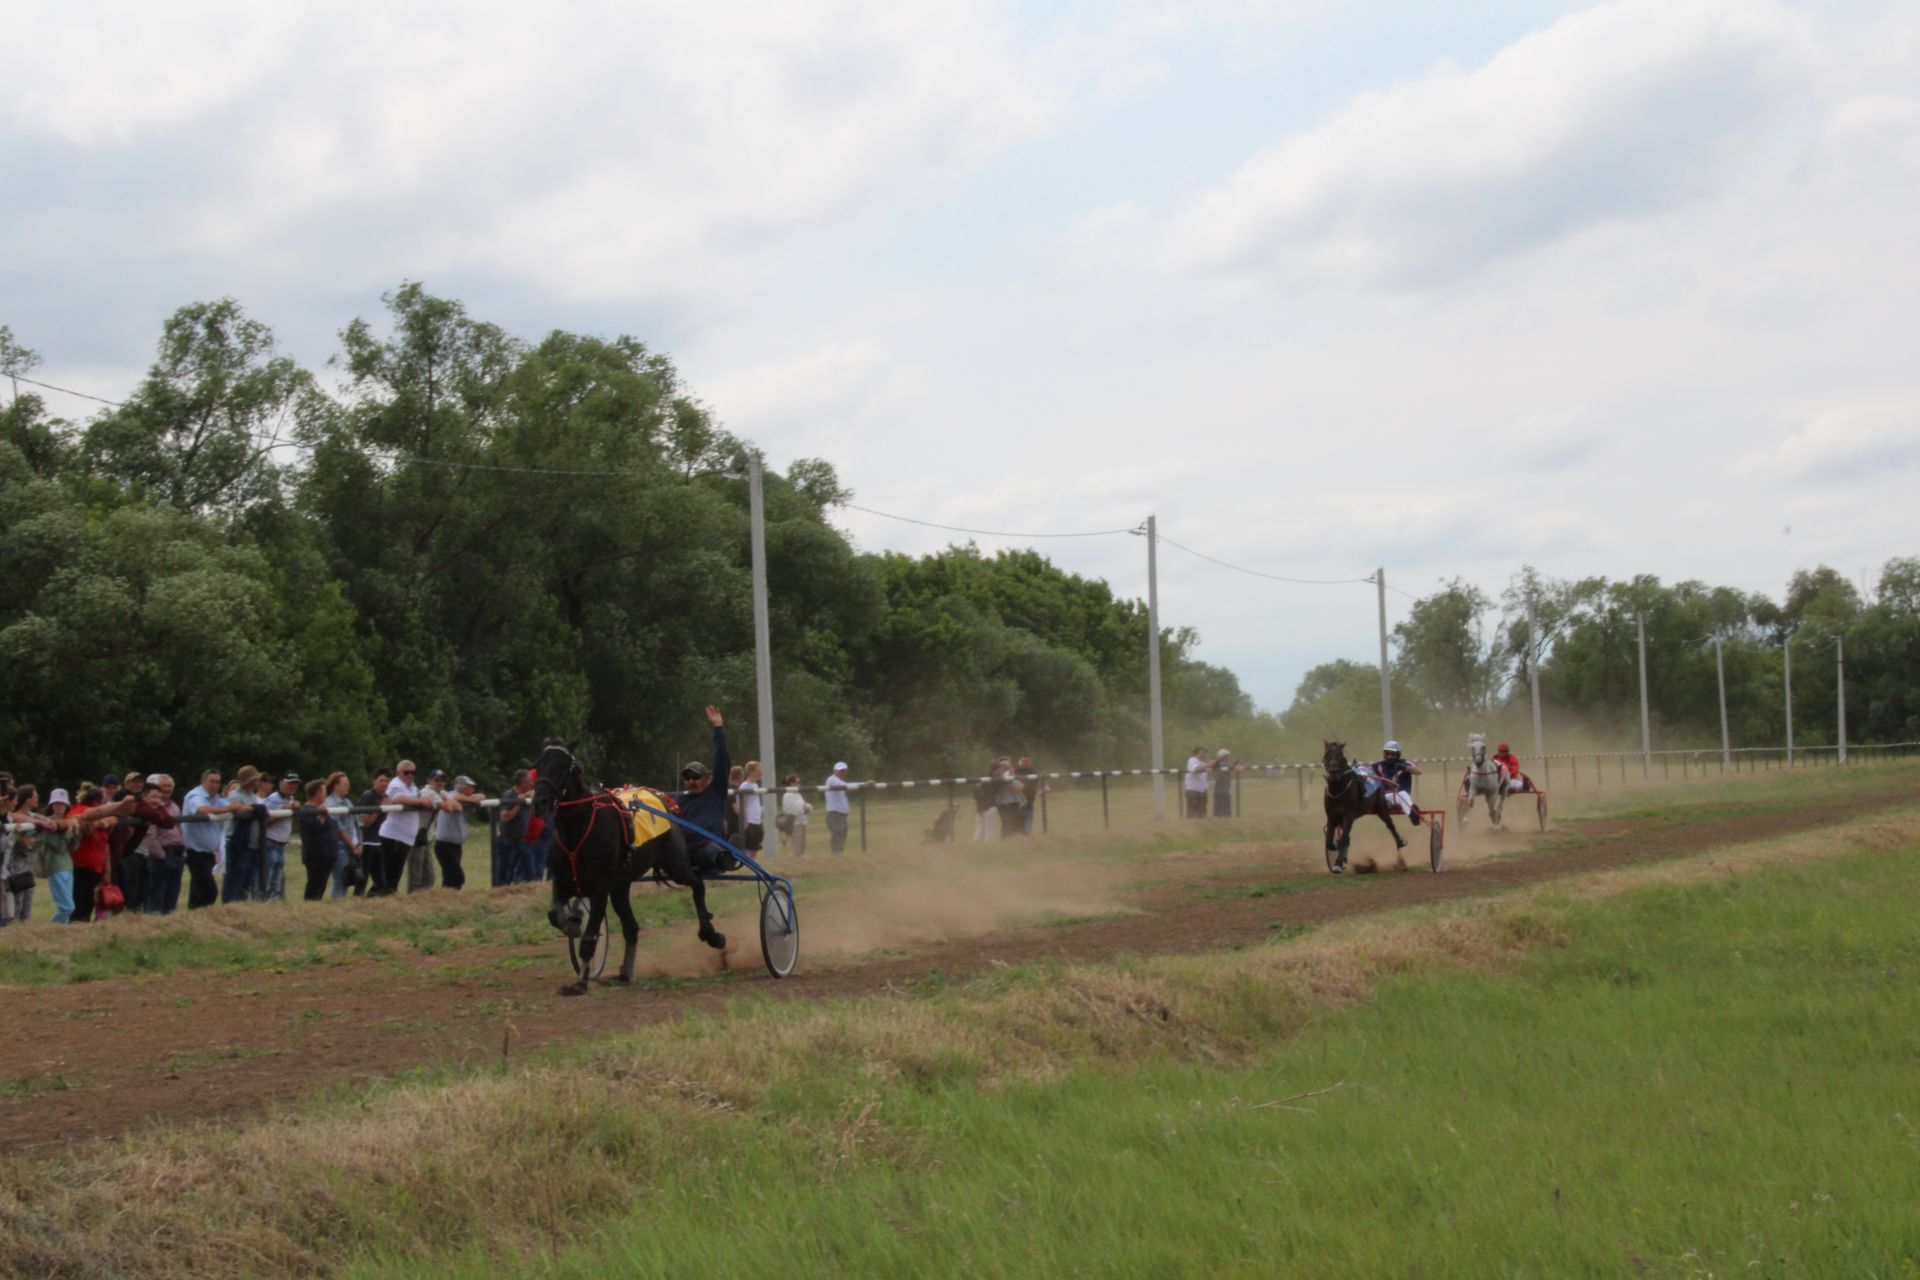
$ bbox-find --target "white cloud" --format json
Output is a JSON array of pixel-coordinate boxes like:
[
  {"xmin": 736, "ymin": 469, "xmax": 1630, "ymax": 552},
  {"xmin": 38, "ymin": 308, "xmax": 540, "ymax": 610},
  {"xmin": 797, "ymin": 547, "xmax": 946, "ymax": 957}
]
[
  {"xmin": 1164, "ymin": 0, "xmax": 1816, "ymax": 285},
  {"xmin": 1738, "ymin": 404, "xmax": 1920, "ymax": 482}
]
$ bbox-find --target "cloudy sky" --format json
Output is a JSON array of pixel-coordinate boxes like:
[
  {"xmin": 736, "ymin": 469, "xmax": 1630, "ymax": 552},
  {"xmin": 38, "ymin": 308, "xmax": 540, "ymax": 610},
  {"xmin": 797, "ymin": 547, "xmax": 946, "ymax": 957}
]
[{"xmin": 5, "ymin": 0, "xmax": 1916, "ymax": 710}]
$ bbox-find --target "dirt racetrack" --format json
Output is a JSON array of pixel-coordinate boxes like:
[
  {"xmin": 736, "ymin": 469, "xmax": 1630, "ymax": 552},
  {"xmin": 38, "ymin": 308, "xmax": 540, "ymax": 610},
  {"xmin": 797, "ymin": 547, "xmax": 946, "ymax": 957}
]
[{"xmin": 5, "ymin": 779, "xmax": 1915, "ymax": 1154}]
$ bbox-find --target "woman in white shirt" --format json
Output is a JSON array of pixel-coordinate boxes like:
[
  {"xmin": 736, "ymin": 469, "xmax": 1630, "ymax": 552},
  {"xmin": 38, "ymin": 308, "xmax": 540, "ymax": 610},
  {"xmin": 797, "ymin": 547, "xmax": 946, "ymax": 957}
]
[{"xmin": 777, "ymin": 773, "xmax": 811, "ymax": 857}]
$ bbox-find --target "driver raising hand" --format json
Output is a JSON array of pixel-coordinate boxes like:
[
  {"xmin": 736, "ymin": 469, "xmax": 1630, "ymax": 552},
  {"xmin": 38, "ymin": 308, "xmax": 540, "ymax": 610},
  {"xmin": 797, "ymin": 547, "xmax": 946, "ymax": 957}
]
[{"xmin": 674, "ymin": 706, "xmax": 738, "ymax": 876}]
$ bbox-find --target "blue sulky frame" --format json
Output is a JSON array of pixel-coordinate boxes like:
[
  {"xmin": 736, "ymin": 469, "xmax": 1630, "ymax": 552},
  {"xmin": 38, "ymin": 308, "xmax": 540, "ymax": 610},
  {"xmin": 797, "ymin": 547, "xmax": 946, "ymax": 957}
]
[{"xmin": 627, "ymin": 797, "xmax": 799, "ymax": 979}]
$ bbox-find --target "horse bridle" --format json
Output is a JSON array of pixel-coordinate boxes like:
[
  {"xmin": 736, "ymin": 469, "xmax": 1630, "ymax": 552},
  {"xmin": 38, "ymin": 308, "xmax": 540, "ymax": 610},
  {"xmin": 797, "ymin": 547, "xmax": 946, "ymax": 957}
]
[{"xmin": 534, "ymin": 743, "xmax": 608, "ymax": 888}]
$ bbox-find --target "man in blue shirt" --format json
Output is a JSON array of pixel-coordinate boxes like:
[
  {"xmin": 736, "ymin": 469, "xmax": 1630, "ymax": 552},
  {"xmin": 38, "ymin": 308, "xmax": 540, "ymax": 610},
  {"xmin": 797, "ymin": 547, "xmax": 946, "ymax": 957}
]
[
  {"xmin": 674, "ymin": 706, "xmax": 736, "ymax": 875},
  {"xmin": 180, "ymin": 768, "xmax": 246, "ymax": 910}
]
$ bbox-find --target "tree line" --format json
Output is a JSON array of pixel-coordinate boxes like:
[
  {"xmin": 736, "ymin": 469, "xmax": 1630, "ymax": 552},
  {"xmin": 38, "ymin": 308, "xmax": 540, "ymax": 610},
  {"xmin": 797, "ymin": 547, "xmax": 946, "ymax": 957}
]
[
  {"xmin": 0, "ymin": 290, "xmax": 1247, "ymax": 786},
  {"xmin": 1253, "ymin": 561, "xmax": 1919, "ymax": 761}
]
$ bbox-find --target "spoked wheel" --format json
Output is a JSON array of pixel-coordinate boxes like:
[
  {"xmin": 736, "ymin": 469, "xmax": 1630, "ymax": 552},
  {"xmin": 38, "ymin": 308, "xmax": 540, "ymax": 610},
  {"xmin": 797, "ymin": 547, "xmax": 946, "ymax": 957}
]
[
  {"xmin": 1429, "ymin": 817, "xmax": 1445, "ymax": 872},
  {"xmin": 566, "ymin": 898, "xmax": 609, "ymax": 981},
  {"xmin": 1455, "ymin": 796, "xmax": 1470, "ymax": 829},
  {"xmin": 759, "ymin": 883, "xmax": 799, "ymax": 978},
  {"xmin": 1537, "ymin": 793, "xmax": 1550, "ymax": 832}
]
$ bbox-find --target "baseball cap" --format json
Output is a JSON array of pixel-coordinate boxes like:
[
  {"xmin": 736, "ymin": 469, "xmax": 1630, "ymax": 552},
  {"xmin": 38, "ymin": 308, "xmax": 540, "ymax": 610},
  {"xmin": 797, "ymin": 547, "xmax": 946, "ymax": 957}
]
[
  {"xmin": 1216, "ymin": 748, "xmax": 1231, "ymax": 758},
  {"xmin": 102, "ymin": 772, "xmax": 122, "ymax": 786},
  {"xmin": 453, "ymin": 775, "xmax": 475, "ymax": 787},
  {"xmin": 833, "ymin": 761, "xmax": 849, "ymax": 772},
  {"xmin": 427, "ymin": 768, "xmax": 447, "ymax": 780},
  {"xmin": 682, "ymin": 761, "xmax": 711, "ymax": 779},
  {"xmin": 49, "ymin": 788, "xmax": 70, "ymax": 806},
  {"xmin": 280, "ymin": 770, "xmax": 301, "ymax": 783}
]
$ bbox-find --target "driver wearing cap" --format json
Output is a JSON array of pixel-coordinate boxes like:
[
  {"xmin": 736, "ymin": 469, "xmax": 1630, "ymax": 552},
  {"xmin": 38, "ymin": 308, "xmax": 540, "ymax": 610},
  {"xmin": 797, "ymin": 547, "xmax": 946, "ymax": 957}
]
[
  {"xmin": 1492, "ymin": 742, "xmax": 1534, "ymax": 793},
  {"xmin": 674, "ymin": 706, "xmax": 738, "ymax": 876}
]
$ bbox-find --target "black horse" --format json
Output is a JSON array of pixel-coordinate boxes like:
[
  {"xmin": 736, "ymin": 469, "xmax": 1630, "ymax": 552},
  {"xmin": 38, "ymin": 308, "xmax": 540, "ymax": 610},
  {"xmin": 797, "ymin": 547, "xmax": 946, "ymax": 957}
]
[
  {"xmin": 1322, "ymin": 739, "xmax": 1413, "ymax": 873},
  {"xmin": 531, "ymin": 740, "xmax": 725, "ymax": 992}
]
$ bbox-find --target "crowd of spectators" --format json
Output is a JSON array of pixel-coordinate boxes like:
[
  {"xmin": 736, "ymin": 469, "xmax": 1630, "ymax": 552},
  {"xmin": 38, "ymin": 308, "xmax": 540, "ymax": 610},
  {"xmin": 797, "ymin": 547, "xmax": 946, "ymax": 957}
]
[
  {"xmin": 0, "ymin": 763, "xmax": 524, "ymax": 926},
  {"xmin": 0, "ymin": 749, "xmax": 1248, "ymax": 926}
]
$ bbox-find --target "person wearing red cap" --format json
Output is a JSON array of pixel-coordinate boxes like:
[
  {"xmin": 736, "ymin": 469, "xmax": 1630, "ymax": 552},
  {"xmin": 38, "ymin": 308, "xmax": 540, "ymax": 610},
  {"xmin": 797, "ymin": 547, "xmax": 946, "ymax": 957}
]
[{"xmin": 1492, "ymin": 742, "xmax": 1535, "ymax": 792}]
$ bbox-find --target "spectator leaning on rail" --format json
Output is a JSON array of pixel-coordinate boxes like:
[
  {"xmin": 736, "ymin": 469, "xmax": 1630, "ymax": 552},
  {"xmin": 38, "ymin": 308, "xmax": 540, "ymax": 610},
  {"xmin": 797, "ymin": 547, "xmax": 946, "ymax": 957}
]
[
  {"xmin": 434, "ymin": 775, "xmax": 480, "ymax": 890},
  {"xmin": 993, "ymin": 757, "xmax": 1023, "ymax": 840},
  {"xmin": 777, "ymin": 773, "xmax": 810, "ymax": 856},
  {"xmin": 972, "ymin": 760, "xmax": 999, "ymax": 842},
  {"xmin": 180, "ymin": 770, "xmax": 233, "ymax": 910},
  {"xmin": 823, "ymin": 760, "xmax": 855, "ymax": 853},
  {"xmin": 496, "ymin": 770, "xmax": 544, "ymax": 885},
  {"xmin": 1212, "ymin": 749, "xmax": 1237, "ymax": 819},
  {"xmin": 296, "ymin": 779, "xmax": 341, "ymax": 902},
  {"xmin": 377, "ymin": 760, "xmax": 437, "ymax": 894},
  {"xmin": 355, "ymin": 769, "xmax": 389, "ymax": 894},
  {"xmin": 220, "ymin": 766, "xmax": 266, "ymax": 904},
  {"xmin": 1016, "ymin": 754, "xmax": 1042, "ymax": 835},
  {"xmin": 736, "ymin": 761, "xmax": 765, "ymax": 854},
  {"xmin": 0, "ymin": 787, "xmax": 23, "ymax": 926},
  {"xmin": 68, "ymin": 787, "xmax": 135, "ymax": 922},
  {"xmin": 140, "ymin": 775, "xmax": 186, "ymax": 914},
  {"xmin": 5, "ymin": 785, "xmax": 45, "ymax": 924},
  {"xmin": 324, "ymin": 772, "xmax": 364, "ymax": 897},
  {"xmin": 674, "ymin": 706, "xmax": 739, "ymax": 875},
  {"xmin": 1184, "ymin": 746, "xmax": 1210, "ymax": 819},
  {"xmin": 33, "ymin": 789, "xmax": 80, "ymax": 922},
  {"xmin": 261, "ymin": 771, "xmax": 301, "ymax": 901},
  {"xmin": 410, "ymin": 770, "xmax": 449, "ymax": 892}
]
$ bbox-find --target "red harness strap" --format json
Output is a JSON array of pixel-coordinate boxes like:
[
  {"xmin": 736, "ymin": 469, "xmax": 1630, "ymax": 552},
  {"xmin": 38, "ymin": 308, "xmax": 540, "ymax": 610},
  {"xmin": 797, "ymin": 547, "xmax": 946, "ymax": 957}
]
[{"xmin": 550, "ymin": 793, "xmax": 618, "ymax": 890}]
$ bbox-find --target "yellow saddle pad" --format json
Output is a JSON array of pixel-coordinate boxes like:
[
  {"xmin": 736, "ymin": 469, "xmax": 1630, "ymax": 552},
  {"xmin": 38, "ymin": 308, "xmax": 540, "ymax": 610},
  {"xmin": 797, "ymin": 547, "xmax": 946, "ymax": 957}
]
[{"xmin": 609, "ymin": 786, "xmax": 676, "ymax": 847}]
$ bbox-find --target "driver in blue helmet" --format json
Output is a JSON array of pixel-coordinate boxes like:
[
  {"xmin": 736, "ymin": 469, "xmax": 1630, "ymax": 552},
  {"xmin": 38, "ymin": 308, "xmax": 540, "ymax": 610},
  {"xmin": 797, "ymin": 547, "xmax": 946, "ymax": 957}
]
[
  {"xmin": 674, "ymin": 706, "xmax": 739, "ymax": 876},
  {"xmin": 1372, "ymin": 741, "xmax": 1423, "ymax": 823}
]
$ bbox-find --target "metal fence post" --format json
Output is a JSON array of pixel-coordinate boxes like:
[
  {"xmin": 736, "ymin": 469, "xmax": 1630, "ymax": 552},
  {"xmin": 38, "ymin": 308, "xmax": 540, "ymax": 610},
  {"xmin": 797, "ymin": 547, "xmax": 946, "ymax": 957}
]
[
  {"xmin": 1100, "ymin": 772, "xmax": 1110, "ymax": 829},
  {"xmin": 946, "ymin": 780, "xmax": 957, "ymax": 842},
  {"xmin": 858, "ymin": 785, "xmax": 868, "ymax": 852},
  {"xmin": 1234, "ymin": 768, "xmax": 1243, "ymax": 818},
  {"xmin": 1296, "ymin": 767, "xmax": 1305, "ymax": 810},
  {"xmin": 1572, "ymin": 756, "xmax": 1579, "ymax": 788},
  {"xmin": 1662, "ymin": 754, "xmax": 1669, "ymax": 780},
  {"xmin": 1040, "ymin": 780, "xmax": 1050, "ymax": 834}
]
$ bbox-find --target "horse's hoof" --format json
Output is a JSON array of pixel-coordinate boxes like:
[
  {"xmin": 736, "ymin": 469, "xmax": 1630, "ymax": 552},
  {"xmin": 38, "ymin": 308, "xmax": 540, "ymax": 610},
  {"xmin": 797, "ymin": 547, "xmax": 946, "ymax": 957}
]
[
  {"xmin": 558, "ymin": 981, "xmax": 590, "ymax": 998},
  {"xmin": 608, "ymin": 973, "xmax": 633, "ymax": 986},
  {"xmin": 705, "ymin": 931, "xmax": 727, "ymax": 951}
]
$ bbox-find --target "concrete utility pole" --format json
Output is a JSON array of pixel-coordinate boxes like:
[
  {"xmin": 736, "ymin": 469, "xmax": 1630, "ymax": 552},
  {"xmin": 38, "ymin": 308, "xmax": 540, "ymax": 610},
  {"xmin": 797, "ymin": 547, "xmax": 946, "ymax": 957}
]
[
  {"xmin": 1146, "ymin": 515, "xmax": 1166, "ymax": 818},
  {"xmin": 1526, "ymin": 585, "xmax": 1545, "ymax": 762},
  {"xmin": 1714, "ymin": 635, "xmax": 1731, "ymax": 771},
  {"xmin": 1635, "ymin": 611, "xmax": 1652, "ymax": 779},
  {"xmin": 1375, "ymin": 568, "xmax": 1394, "ymax": 743},
  {"xmin": 1784, "ymin": 629, "xmax": 1794, "ymax": 767},
  {"xmin": 747, "ymin": 453, "xmax": 778, "ymax": 855},
  {"xmin": 1836, "ymin": 634, "xmax": 1847, "ymax": 764}
]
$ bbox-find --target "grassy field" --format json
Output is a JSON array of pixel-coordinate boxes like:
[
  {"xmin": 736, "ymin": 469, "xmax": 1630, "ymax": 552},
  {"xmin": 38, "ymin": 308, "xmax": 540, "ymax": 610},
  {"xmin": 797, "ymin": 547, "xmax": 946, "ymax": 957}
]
[{"xmin": 2, "ymin": 765, "xmax": 1916, "ymax": 1277}]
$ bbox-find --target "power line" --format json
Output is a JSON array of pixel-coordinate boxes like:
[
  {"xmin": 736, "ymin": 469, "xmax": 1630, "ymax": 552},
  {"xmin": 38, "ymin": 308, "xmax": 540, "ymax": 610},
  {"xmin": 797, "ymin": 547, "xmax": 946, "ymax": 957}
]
[
  {"xmin": 1154, "ymin": 532, "xmax": 1375, "ymax": 587},
  {"xmin": 842, "ymin": 503, "xmax": 1135, "ymax": 540},
  {"xmin": 8, "ymin": 373, "xmax": 125, "ymax": 407}
]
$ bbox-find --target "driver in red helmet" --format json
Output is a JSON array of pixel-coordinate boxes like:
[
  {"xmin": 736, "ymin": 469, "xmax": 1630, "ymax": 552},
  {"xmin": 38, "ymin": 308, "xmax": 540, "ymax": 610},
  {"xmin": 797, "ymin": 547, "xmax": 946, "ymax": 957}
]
[{"xmin": 1492, "ymin": 742, "xmax": 1535, "ymax": 793}]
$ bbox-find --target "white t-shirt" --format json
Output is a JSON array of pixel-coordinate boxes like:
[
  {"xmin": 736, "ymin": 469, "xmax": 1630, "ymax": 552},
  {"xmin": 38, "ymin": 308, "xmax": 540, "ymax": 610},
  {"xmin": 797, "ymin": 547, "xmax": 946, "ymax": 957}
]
[
  {"xmin": 780, "ymin": 789, "xmax": 810, "ymax": 825},
  {"xmin": 824, "ymin": 774, "xmax": 851, "ymax": 814},
  {"xmin": 1184, "ymin": 756, "xmax": 1210, "ymax": 793},
  {"xmin": 378, "ymin": 777, "xmax": 423, "ymax": 843},
  {"xmin": 737, "ymin": 780, "xmax": 762, "ymax": 826}
]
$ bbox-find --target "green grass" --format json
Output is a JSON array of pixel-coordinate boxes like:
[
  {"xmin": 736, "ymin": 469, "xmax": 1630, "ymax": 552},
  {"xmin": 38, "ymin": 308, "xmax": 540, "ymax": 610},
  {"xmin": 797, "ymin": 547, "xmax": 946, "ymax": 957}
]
[{"xmin": 368, "ymin": 835, "xmax": 1920, "ymax": 1279}]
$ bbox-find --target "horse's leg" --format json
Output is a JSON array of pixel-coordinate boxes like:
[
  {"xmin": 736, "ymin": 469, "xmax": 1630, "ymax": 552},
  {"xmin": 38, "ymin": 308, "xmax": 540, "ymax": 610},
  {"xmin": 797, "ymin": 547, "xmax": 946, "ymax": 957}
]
[
  {"xmin": 609, "ymin": 880, "xmax": 639, "ymax": 983},
  {"xmin": 1378, "ymin": 805, "xmax": 1406, "ymax": 849},
  {"xmin": 688, "ymin": 874, "xmax": 726, "ymax": 950},
  {"xmin": 547, "ymin": 855, "xmax": 582, "ymax": 937}
]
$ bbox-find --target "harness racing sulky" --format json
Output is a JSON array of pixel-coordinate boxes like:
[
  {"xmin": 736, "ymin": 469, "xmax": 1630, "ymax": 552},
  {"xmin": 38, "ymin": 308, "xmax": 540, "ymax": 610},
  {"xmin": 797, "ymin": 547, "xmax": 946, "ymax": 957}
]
[
  {"xmin": 1321, "ymin": 740, "xmax": 1445, "ymax": 874},
  {"xmin": 532, "ymin": 739, "xmax": 798, "ymax": 994}
]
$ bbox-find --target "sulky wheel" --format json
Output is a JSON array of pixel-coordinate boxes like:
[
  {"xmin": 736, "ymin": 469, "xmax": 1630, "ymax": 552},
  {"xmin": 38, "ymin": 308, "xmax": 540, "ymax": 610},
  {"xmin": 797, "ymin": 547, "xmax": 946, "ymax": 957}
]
[
  {"xmin": 1537, "ymin": 793, "xmax": 1550, "ymax": 832},
  {"xmin": 1429, "ymin": 819, "xmax": 1444, "ymax": 873},
  {"xmin": 759, "ymin": 883, "xmax": 799, "ymax": 979},
  {"xmin": 566, "ymin": 899, "xmax": 609, "ymax": 981}
]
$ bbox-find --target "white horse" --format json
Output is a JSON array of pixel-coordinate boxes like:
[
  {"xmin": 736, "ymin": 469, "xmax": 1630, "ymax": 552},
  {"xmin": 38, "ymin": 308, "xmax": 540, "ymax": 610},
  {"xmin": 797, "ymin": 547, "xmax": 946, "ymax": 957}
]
[{"xmin": 1460, "ymin": 732, "xmax": 1508, "ymax": 829}]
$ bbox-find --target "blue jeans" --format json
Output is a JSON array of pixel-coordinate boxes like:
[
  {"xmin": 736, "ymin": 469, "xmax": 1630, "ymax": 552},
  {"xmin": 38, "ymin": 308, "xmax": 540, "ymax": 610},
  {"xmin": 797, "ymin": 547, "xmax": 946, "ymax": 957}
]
[
  {"xmin": 513, "ymin": 835, "xmax": 550, "ymax": 885},
  {"xmin": 47, "ymin": 869, "xmax": 74, "ymax": 923},
  {"xmin": 145, "ymin": 851, "xmax": 185, "ymax": 914},
  {"xmin": 331, "ymin": 844, "xmax": 357, "ymax": 897},
  {"xmin": 263, "ymin": 842, "xmax": 287, "ymax": 900},
  {"xmin": 222, "ymin": 843, "xmax": 258, "ymax": 904}
]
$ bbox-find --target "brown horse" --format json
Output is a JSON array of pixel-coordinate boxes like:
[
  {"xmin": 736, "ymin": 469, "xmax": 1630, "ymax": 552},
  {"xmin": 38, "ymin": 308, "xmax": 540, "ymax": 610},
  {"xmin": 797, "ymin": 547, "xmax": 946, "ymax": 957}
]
[{"xmin": 1322, "ymin": 739, "xmax": 1413, "ymax": 873}]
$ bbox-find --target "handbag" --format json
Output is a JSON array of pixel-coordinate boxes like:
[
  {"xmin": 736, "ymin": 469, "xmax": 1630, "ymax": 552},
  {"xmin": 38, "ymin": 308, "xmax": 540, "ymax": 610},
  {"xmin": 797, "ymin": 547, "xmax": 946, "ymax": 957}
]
[
  {"xmin": 774, "ymin": 812, "xmax": 797, "ymax": 835},
  {"xmin": 5, "ymin": 870, "xmax": 33, "ymax": 894}
]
